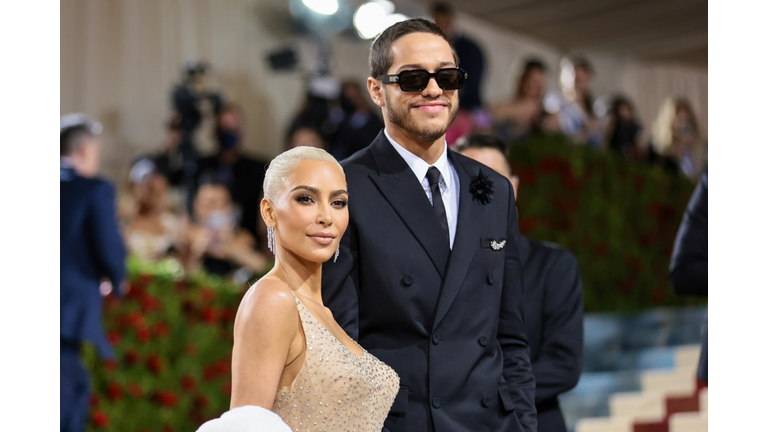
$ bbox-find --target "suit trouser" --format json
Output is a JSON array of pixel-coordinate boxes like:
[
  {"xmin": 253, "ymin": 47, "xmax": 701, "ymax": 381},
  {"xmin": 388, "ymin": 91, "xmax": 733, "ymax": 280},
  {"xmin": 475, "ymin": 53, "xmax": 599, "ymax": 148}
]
[{"xmin": 61, "ymin": 341, "xmax": 89, "ymax": 432}]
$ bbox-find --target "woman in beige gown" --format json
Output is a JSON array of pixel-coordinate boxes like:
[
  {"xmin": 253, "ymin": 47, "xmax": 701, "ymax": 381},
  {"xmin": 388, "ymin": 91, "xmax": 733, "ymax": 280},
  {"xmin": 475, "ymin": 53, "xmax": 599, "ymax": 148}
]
[{"xmin": 229, "ymin": 147, "xmax": 399, "ymax": 431}]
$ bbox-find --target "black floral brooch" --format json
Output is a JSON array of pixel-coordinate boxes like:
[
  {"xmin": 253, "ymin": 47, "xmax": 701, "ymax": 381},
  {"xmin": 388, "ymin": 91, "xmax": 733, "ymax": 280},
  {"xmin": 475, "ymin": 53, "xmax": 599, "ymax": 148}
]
[{"xmin": 469, "ymin": 169, "xmax": 494, "ymax": 205}]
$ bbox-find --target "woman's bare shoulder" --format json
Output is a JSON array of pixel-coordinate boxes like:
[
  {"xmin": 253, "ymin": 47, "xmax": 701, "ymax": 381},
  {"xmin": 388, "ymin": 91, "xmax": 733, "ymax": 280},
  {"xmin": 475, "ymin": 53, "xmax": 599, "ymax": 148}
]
[{"xmin": 236, "ymin": 277, "xmax": 297, "ymax": 331}]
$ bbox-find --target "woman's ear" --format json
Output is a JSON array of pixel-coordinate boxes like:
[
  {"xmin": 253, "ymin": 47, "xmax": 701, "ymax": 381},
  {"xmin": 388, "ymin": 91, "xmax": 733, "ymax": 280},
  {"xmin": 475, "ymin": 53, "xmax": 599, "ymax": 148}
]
[{"xmin": 260, "ymin": 197, "xmax": 276, "ymax": 227}]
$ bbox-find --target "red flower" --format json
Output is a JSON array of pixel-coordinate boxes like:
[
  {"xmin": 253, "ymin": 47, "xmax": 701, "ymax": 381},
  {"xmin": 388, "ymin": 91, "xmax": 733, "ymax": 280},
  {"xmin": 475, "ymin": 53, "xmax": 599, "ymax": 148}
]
[
  {"xmin": 89, "ymin": 394, "xmax": 99, "ymax": 407},
  {"xmin": 221, "ymin": 381, "xmax": 232, "ymax": 396},
  {"xmin": 137, "ymin": 327, "xmax": 152, "ymax": 343},
  {"xmin": 220, "ymin": 307, "xmax": 236, "ymax": 324},
  {"xmin": 595, "ymin": 243, "xmax": 609, "ymax": 257},
  {"xmin": 103, "ymin": 359, "xmax": 118, "ymax": 372},
  {"xmin": 128, "ymin": 311, "xmax": 147, "ymax": 329},
  {"xmin": 200, "ymin": 287, "xmax": 216, "ymax": 303},
  {"xmin": 128, "ymin": 382, "xmax": 143, "ymax": 398},
  {"xmin": 92, "ymin": 410, "xmax": 109, "ymax": 428},
  {"xmin": 201, "ymin": 307, "xmax": 218, "ymax": 324},
  {"xmin": 162, "ymin": 426, "xmax": 175, "ymax": 432},
  {"xmin": 107, "ymin": 381, "xmax": 123, "ymax": 401},
  {"xmin": 146, "ymin": 355, "xmax": 163, "ymax": 374},
  {"xmin": 154, "ymin": 390, "xmax": 179, "ymax": 408},
  {"xmin": 152, "ymin": 321, "xmax": 171, "ymax": 338},
  {"xmin": 124, "ymin": 349, "xmax": 140, "ymax": 366},
  {"xmin": 203, "ymin": 364, "xmax": 218, "ymax": 382},
  {"xmin": 216, "ymin": 358, "xmax": 230, "ymax": 376},
  {"xmin": 181, "ymin": 374, "xmax": 198, "ymax": 391},
  {"xmin": 107, "ymin": 332, "xmax": 121, "ymax": 346},
  {"xmin": 141, "ymin": 295, "xmax": 161, "ymax": 312},
  {"xmin": 193, "ymin": 394, "xmax": 210, "ymax": 409}
]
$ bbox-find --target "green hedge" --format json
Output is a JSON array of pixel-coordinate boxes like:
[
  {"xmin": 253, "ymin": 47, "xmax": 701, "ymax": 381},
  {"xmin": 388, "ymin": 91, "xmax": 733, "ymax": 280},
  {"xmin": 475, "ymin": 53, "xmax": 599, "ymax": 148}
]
[
  {"xmin": 509, "ymin": 134, "xmax": 705, "ymax": 312},
  {"xmin": 83, "ymin": 257, "xmax": 253, "ymax": 432}
]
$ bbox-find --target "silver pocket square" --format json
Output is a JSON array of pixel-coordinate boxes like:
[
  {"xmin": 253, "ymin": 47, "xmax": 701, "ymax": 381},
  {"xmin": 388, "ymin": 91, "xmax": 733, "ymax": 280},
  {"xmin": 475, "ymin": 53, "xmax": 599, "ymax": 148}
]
[{"xmin": 490, "ymin": 240, "xmax": 506, "ymax": 251}]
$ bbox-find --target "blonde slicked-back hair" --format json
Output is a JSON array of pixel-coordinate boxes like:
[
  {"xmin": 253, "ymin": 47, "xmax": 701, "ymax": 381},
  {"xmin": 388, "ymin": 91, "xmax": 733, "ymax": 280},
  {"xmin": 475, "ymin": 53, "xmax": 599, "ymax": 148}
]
[{"xmin": 262, "ymin": 146, "xmax": 342, "ymax": 202}]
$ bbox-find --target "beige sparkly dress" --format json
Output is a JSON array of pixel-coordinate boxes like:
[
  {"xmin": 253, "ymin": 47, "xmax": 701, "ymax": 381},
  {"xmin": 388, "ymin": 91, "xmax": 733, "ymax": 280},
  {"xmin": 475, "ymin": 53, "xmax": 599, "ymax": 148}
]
[{"xmin": 272, "ymin": 293, "xmax": 400, "ymax": 432}]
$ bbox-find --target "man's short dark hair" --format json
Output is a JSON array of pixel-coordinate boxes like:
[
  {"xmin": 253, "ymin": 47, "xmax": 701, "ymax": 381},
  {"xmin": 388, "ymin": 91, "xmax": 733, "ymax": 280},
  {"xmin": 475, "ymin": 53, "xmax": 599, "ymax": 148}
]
[
  {"xmin": 369, "ymin": 18, "xmax": 458, "ymax": 79},
  {"xmin": 454, "ymin": 133, "xmax": 507, "ymax": 154},
  {"xmin": 60, "ymin": 114, "xmax": 101, "ymax": 156}
]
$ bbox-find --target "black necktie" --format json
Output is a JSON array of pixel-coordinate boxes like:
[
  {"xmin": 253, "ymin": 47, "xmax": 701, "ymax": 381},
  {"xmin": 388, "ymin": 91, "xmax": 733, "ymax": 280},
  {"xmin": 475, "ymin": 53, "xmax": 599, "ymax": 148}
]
[{"xmin": 426, "ymin": 166, "xmax": 450, "ymax": 245}]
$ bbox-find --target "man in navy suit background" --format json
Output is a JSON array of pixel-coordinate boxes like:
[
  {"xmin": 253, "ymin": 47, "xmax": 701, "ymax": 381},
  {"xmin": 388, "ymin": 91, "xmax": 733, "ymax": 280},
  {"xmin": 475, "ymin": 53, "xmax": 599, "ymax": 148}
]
[
  {"xmin": 60, "ymin": 114, "xmax": 126, "ymax": 432},
  {"xmin": 457, "ymin": 134, "xmax": 584, "ymax": 432}
]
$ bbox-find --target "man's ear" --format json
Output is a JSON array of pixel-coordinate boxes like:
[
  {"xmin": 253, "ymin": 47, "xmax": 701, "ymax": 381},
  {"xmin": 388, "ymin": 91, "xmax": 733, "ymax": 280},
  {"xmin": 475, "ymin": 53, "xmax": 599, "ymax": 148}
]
[{"xmin": 367, "ymin": 77, "xmax": 385, "ymax": 108}]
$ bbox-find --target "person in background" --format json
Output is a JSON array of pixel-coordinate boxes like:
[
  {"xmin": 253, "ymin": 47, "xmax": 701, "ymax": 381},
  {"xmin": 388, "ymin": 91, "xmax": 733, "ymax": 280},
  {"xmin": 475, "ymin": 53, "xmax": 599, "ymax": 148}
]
[
  {"xmin": 431, "ymin": 2, "xmax": 485, "ymax": 112},
  {"xmin": 152, "ymin": 113, "xmax": 185, "ymax": 187},
  {"xmin": 556, "ymin": 55, "xmax": 603, "ymax": 147},
  {"xmin": 329, "ymin": 79, "xmax": 384, "ymax": 160},
  {"xmin": 491, "ymin": 58, "xmax": 549, "ymax": 143},
  {"xmin": 197, "ymin": 104, "xmax": 269, "ymax": 247},
  {"xmin": 456, "ymin": 133, "xmax": 584, "ymax": 432},
  {"xmin": 285, "ymin": 125, "xmax": 327, "ymax": 150},
  {"xmin": 605, "ymin": 95, "xmax": 642, "ymax": 160},
  {"xmin": 649, "ymin": 98, "xmax": 708, "ymax": 180},
  {"xmin": 670, "ymin": 173, "xmax": 708, "ymax": 382},
  {"xmin": 122, "ymin": 158, "xmax": 182, "ymax": 262},
  {"xmin": 179, "ymin": 176, "xmax": 269, "ymax": 280},
  {"xmin": 60, "ymin": 114, "xmax": 126, "ymax": 432}
]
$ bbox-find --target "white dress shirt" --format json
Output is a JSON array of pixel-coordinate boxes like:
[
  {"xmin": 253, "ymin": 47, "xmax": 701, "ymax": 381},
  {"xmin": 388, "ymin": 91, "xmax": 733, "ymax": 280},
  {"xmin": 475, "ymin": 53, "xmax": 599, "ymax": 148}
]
[{"xmin": 384, "ymin": 128, "xmax": 460, "ymax": 249}]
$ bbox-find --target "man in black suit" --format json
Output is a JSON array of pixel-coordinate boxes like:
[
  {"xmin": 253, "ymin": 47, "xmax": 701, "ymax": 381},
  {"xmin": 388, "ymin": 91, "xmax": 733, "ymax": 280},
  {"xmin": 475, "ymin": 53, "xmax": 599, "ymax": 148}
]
[
  {"xmin": 670, "ymin": 173, "xmax": 708, "ymax": 382},
  {"xmin": 456, "ymin": 134, "xmax": 584, "ymax": 432},
  {"xmin": 60, "ymin": 114, "xmax": 126, "ymax": 431},
  {"xmin": 322, "ymin": 19, "xmax": 536, "ymax": 432}
]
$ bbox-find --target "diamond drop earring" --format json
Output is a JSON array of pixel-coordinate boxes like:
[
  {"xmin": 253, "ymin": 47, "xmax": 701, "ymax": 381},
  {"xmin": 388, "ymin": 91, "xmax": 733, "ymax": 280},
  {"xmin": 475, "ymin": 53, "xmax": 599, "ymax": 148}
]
[
  {"xmin": 334, "ymin": 245, "xmax": 340, "ymax": 263},
  {"xmin": 267, "ymin": 225, "xmax": 275, "ymax": 254}
]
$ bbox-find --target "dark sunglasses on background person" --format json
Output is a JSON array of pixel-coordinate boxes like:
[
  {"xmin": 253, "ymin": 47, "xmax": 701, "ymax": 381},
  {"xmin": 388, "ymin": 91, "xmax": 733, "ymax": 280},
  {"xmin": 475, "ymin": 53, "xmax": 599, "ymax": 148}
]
[{"xmin": 378, "ymin": 68, "xmax": 468, "ymax": 92}]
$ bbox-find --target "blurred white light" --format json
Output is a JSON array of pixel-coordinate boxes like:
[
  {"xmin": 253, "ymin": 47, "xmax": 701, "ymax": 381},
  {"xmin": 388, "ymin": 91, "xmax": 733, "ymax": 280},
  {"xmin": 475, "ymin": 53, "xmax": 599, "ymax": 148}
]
[
  {"xmin": 385, "ymin": 13, "xmax": 408, "ymax": 28},
  {"xmin": 354, "ymin": 2, "xmax": 387, "ymax": 39},
  {"xmin": 543, "ymin": 92, "xmax": 562, "ymax": 114},
  {"xmin": 377, "ymin": 0, "xmax": 395, "ymax": 14},
  {"xmin": 302, "ymin": 0, "xmax": 339, "ymax": 15}
]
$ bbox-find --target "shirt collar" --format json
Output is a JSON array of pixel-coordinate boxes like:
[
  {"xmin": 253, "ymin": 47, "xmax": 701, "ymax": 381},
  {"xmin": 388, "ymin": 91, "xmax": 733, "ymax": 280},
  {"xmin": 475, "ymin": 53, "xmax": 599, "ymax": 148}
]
[{"xmin": 384, "ymin": 128, "xmax": 453, "ymax": 190}]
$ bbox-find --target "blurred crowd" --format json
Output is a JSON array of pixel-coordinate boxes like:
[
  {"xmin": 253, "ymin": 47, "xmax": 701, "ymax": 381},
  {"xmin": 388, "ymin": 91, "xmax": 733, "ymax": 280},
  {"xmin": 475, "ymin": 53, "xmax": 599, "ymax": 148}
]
[{"xmin": 72, "ymin": 2, "xmax": 706, "ymax": 285}]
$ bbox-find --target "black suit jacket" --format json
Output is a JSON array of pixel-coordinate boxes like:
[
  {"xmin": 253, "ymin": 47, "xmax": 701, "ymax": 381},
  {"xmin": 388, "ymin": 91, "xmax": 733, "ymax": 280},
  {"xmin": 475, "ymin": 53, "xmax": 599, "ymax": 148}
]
[
  {"xmin": 670, "ymin": 173, "xmax": 707, "ymax": 381},
  {"xmin": 60, "ymin": 166, "xmax": 126, "ymax": 358},
  {"xmin": 322, "ymin": 131, "xmax": 536, "ymax": 432},
  {"xmin": 519, "ymin": 236, "xmax": 583, "ymax": 432}
]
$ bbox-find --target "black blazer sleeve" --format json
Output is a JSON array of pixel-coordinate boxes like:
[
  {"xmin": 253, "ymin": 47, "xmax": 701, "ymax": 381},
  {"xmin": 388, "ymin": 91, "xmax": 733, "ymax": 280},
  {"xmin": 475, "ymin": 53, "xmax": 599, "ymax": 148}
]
[
  {"xmin": 670, "ymin": 174, "xmax": 708, "ymax": 296},
  {"xmin": 498, "ymin": 184, "xmax": 537, "ymax": 431},
  {"xmin": 87, "ymin": 181, "xmax": 126, "ymax": 297},
  {"xmin": 533, "ymin": 250, "xmax": 584, "ymax": 403},
  {"xmin": 322, "ymin": 215, "xmax": 361, "ymax": 340}
]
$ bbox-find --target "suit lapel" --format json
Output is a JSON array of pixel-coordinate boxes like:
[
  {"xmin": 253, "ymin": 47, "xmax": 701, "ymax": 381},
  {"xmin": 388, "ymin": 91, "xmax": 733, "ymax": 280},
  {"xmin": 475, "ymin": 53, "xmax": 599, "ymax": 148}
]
[
  {"xmin": 432, "ymin": 150, "xmax": 487, "ymax": 328},
  {"xmin": 368, "ymin": 132, "xmax": 451, "ymax": 278}
]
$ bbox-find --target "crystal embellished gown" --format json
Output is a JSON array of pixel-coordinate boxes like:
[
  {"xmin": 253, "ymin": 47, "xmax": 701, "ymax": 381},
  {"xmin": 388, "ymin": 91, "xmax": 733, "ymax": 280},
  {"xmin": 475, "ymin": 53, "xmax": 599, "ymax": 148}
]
[{"xmin": 272, "ymin": 293, "xmax": 400, "ymax": 432}]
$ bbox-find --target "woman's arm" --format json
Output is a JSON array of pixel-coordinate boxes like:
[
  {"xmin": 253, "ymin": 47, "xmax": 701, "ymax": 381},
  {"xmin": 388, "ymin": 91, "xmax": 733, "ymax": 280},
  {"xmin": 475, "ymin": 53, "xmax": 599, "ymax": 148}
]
[{"xmin": 230, "ymin": 279, "xmax": 299, "ymax": 409}]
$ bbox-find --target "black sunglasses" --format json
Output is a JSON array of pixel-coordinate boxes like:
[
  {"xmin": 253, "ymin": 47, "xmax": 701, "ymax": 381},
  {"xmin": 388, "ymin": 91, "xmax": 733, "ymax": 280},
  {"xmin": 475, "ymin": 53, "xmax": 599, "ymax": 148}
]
[{"xmin": 378, "ymin": 68, "xmax": 468, "ymax": 92}]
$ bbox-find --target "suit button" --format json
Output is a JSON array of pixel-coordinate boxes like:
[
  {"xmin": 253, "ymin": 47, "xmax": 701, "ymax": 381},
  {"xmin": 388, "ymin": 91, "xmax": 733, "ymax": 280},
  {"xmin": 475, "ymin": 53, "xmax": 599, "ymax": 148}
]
[
  {"xmin": 481, "ymin": 396, "xmax": 492, "ymax": 408},
  {"xmin": 432, "ymin": 397, "xmax": 441, "ymax": 408},
  {"xmin": 431, "ymin": 333, "xmax": 440, "ymax": 345},
  {"xmin": 401, "ymin": 275, "xmax": 413, "ymax": 287},
  {"xmin": 478, "ymin": 336, "xmax": 488, "ymax": 347},
  {"xmin": 487, "ymin": 274, "xmax": 495, "ymax": 285}
]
